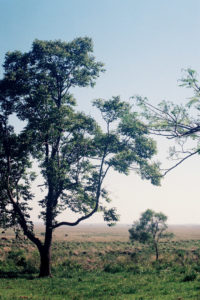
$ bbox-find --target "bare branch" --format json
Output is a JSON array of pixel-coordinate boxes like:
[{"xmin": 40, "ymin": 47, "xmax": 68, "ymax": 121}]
[{"xmin": 163, "ymin": 149, "xmax": 199, "ymax": 176}]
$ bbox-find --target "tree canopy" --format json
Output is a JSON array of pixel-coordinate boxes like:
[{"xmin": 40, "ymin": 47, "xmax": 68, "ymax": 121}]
[
  {"xmin": 0, "ymin": 37, "xmax": 161, "ymax": 276},
  {"xmin": 129, "ymin": 209, "xmax": 173, "ymax": 260}
]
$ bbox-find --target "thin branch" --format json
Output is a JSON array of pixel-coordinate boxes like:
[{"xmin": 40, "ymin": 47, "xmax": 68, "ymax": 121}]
[
  {"xmin": 53, "ymin": 146, "xmax": 109, "ymax": 229},
  {"xmin": 163, "ymin": 149, "xmax": 199, "ymax": 176},
  {"xmin": 138, "ymin": 98, "xmax": 200, "ymax": 138},
  {"xmin": 141, "ymin": 100, "xmax": 177, "ymax": 123}
]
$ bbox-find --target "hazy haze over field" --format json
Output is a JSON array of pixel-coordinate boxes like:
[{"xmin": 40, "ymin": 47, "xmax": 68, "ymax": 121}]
[{"xmin": 1, "ymin": 0, "xmax": 200, "ymax": 224}]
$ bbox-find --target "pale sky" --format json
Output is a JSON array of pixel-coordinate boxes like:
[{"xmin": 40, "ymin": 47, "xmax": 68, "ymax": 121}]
[{"xmin": 1, "ymin": 0, "xmax": 200, "ymax": 224}]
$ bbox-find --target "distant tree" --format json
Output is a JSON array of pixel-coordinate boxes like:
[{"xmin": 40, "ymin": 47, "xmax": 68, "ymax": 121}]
[
  {"xmin": 129, "ymin": 209, "xmax": 173, "ymax": 261},
  {"xmin": 0, "ymin": 38, "xmax": 161, "ymax": 277},
  {"xmin": 134, "ymin": 68, "xmax": 200, "ymax": 175}
]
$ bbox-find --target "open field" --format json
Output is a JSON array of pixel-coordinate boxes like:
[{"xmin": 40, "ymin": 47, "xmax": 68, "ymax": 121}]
[
  {"xmin": 50, "ymin": 224, "xmax": 200, "ymax": 242},
  {"xmin": 2, "ymin": 224, "xmax": 200, "ymax": 242},
  {"xmin": 1, "ymin": 224, "xmax": 200, "ymax": 299}
]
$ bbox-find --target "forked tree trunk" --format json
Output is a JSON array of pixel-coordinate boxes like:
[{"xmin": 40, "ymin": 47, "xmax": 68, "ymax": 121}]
[{"xmin": 39, "ymin": 245, "xmax": 52, "ymax": 277}]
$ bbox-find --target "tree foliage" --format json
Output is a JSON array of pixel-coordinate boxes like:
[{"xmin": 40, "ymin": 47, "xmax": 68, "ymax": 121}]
[
  {"xmin": 0, "ymin": 37, "xmax": 160, "ymax": 276},
  {"xmin": 134, "ymin": 68, "xmax": 200, "ymax": 174},
  {"xmin": 129, "ymin": 209, "xmax": 173, "ymax": 260}
]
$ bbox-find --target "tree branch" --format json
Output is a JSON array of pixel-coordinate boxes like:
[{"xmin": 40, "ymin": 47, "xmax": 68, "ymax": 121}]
[
  {"xmin": 6, "ymin": 187, "xmax": 43, "ymax": 249},
  {"xmin": 163, "ymin": 149, "xmax": 199, "ymax": 176},
  {"xmin": 53, "ymin": 147, "xmax": 109, "ymax": 229},
  {"xmin": 5, "ymin": 149, "xmax": 42, "ymax": 250}
]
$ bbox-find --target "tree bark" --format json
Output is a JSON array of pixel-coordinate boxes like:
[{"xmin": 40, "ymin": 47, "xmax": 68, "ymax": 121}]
[{"xmin": 39, "ymin": 245, "xmax": 52, "ymax": 277}]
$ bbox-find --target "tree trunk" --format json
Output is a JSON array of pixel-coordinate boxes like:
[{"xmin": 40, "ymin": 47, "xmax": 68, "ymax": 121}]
[
  {"xmin": 154, "ymin": 242, "xmax": 159, "ymax": 261},
  {"xmin": 39, "ymin": 245, "xmax": 52, "ymax": 277},
  {"xmin": 39, "ymin": 188, "xmax": 54, "ymax": 277}
]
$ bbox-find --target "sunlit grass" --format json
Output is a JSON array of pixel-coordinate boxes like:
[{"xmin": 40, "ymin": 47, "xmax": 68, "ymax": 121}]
[{"xmin": 1, "ymin": 225, "xmax": 200, "ymax": 299}]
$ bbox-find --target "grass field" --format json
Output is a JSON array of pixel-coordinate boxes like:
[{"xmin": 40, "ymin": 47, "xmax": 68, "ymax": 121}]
[{"xmin": 1, "ymin": 224, "xmax": 200, "ymax": 299}]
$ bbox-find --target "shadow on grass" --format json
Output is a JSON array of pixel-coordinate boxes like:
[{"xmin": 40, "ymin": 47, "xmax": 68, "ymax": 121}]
[{"xmin": 0, "ymin": 270, "xmax": 38, "ymax": 279}]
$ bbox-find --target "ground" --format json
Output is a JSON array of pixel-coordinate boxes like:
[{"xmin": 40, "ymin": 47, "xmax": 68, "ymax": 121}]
[{"xmin": 0, "ymin": 224, "xmax": 200, "ymax": 299}]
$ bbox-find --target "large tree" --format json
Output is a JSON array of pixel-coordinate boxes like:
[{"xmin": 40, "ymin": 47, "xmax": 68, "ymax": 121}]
[{"xmin": 0, "ymin": 38, "xmax": 161, "ymax": 277}]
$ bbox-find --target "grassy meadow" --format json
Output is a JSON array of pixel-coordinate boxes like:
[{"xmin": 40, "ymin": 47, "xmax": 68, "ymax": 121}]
[{"xmin": 1, "ymin": 224, "xmax": 200, "ymax": 299}]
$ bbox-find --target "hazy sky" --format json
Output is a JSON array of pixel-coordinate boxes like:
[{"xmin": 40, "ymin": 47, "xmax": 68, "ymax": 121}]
[{"xmin": 1, "ymin": 0, "xmax": 200, "ymax": 224}]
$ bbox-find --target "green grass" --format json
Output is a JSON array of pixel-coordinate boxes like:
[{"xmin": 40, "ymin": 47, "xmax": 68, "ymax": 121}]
[
  {"xmin": 0, "ymin": 268, "xmax": 200, "ymax": 299},
  {"xmin": 1, "ymin": 237, "xmax": 200, "ymax": 299}
]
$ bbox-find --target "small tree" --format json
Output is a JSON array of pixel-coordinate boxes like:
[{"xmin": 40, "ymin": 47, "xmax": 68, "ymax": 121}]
[
  {"xmin": 129, "ymin": 209, "xmax": 173, "ymax": 261},
  {"xmin": 0, "ymin": 38, "xmax": 161, "ymax": 277}
]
